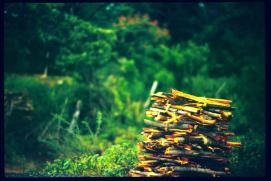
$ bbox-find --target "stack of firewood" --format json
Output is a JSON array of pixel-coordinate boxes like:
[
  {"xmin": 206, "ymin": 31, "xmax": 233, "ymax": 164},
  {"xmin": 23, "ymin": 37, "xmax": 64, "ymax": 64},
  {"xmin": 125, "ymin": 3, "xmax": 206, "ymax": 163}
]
[{"xmin": 129, "ymin": 89, "xmax": 241, "ymax": 177}]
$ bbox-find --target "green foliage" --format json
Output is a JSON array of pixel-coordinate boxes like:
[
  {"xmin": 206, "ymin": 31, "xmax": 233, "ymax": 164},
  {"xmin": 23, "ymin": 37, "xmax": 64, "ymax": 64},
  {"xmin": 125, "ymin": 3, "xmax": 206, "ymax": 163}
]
[
  {"xmin": 229, "ymin": 131, "xmax": 265, "ymax": 176},
  {"xmin": 4, "ymin": 3, "xmax": 64, "ymax": 73},
  {"xmin": 4, "ymin": 75, "xmax": 55, "ymax": 159},
  {"xmin": 5, "ymin": 75, "xmax": 54, "ymax": 122},
  {"xmin": 41, "ymin": 143, "xmax": 138, "ymax": 176},
  {"xmin": 95, "ymin": 143, "xmax": 139, "ymax": 176},
  {"xmin": 55, "ymin": 14, "xmax": 117, "ymax": 82},
  {"xmin": 4, "ymin": 75, "xmax": 114, "ymax": 159},
  {"xmin": 41, "ymin": 154, "xmax": 94, "ymax": 176}
]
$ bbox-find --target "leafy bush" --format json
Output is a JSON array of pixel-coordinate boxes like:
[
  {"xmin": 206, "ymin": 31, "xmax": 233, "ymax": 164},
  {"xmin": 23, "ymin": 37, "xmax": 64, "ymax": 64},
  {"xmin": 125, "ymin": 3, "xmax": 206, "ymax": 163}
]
[
  {"xmin": 5, "ymin": 75, "xmax": 54, "ymax": 124},
  {"xmin": 55, "ymin": 15, "xmax": 117, "ymax": 83},
  {"xmin": 4, "ymin": 75, "xmax": 114, "ymax": 160},
  {"xmin": 41, "ymin": 143, "xmax": 139, "ymax": 176},
  {"xmin": 95, "ymin": 143, "xmax": 139, "ymax": 176},
  {"xmin": 5, "ymin": 75, "xmax": 54, "ymax": 160},
  {"xmin": 229, "ymin": 131, "xmax": 265, "ymax": 176}
]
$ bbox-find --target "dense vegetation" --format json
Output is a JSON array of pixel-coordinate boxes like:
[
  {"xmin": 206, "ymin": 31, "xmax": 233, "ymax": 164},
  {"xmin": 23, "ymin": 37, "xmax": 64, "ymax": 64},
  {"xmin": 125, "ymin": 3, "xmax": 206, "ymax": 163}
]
[{"xmin": 4, "ymin": 3, "xmax": 265, "ymax": 176}]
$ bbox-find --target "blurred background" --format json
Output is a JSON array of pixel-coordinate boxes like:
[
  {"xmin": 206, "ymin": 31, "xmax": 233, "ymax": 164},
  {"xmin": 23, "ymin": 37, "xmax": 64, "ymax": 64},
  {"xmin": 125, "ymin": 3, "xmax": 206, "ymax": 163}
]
[{"xmin": 4, "ymin": 2, "xmax": 265, "ymax": 176}]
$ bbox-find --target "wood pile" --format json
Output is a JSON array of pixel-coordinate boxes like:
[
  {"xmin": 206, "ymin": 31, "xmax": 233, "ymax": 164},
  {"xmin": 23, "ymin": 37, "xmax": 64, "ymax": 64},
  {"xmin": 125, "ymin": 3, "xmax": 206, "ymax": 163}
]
[{"xmin": 129, "ymin": 89, "xmax": 241, "ymax": 177}]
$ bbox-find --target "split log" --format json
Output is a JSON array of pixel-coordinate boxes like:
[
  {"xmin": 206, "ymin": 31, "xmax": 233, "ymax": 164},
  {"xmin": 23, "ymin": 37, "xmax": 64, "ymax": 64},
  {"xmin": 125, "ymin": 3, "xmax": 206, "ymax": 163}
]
[
  {"xmin": 128, "ymin": 170, "xmax": 163, "ymax": 177},
  {"xmin": 144, "ymin": 119, "xmax": 193, "ymax": 131},
  {"xmin": 171, "ymin": 89, "xmax": 231, "ymax": 109},
  {"xmin": 169, "ymin": 166, "xmax": 228, "ymax": 176}
]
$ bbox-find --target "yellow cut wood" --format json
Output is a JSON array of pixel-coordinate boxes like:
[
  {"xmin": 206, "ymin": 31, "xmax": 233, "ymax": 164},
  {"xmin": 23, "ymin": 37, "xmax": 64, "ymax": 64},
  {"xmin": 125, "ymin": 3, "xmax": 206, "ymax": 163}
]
[
  {"xmin": 175, "ymin": 159, "xmax": 189, "ymax": 165},
  {"xmin": 171, "ymin": 89, "xmax": 231, "ymax": 107},
  {"xmin": 205, "ymin": 97, "xmax": 232, "ymax": 104},
  {"xmin": 144, "ymin": 166, "xmax": 153, "ymax": 172},
  {"xmin": 151, "ymin": 92, "xmax": 167, "ymax": 98},
  {"xmin": 193, "ymin": 134, "xmax": 209, "ymax": 145},
  {"xmin": 226, "ymin": 141, "xmax": 241, "ymax": 147},
  {"xmin": 171, "ymin": 105, "xmax": 201, "ymax": 114},
  {"xmin": 187, "ymin": 114, "xmax": 217, "ymax": 125},
  {"xmin": 221, "ymin": 111, "xmax": 232, "ymax": 119},
  {"xmin": 143, "ymin": 128, "xmax": 162, "ymax": 133}
]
